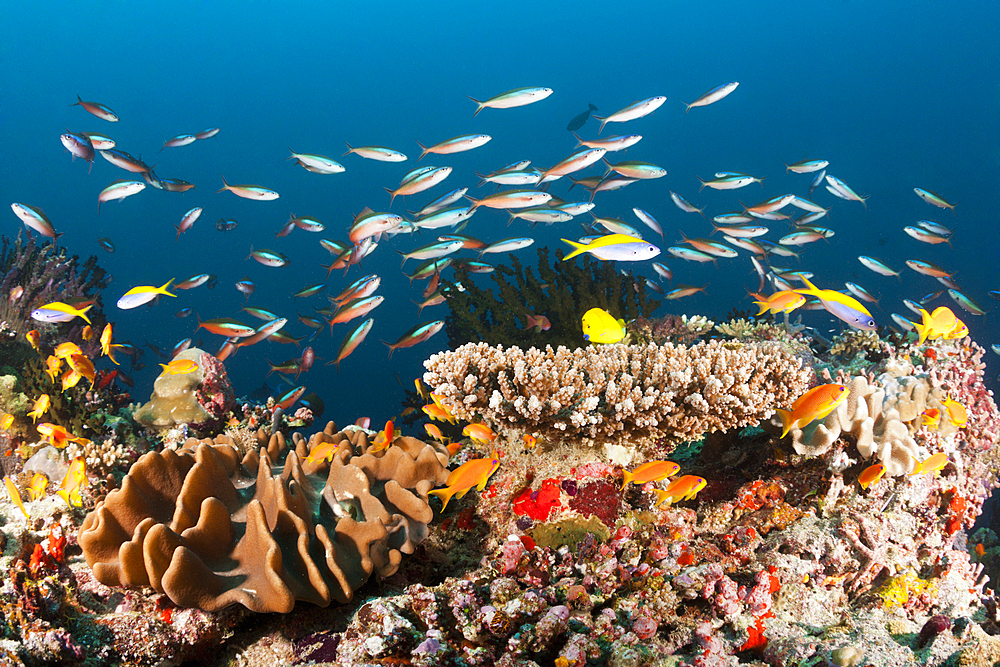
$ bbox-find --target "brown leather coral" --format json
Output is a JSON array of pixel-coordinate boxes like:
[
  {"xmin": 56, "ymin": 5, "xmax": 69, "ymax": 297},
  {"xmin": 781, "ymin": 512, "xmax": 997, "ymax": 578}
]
[{"xmin": 78, "ymin": 423, "xmax": 451, "ymax": 613}]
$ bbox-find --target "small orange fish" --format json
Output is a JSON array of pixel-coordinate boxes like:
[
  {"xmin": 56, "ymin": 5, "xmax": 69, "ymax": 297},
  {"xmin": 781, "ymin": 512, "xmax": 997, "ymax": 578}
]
[
  {"xmin": 9, "ymin": 286, "xmax": 23, "ymax": 304},
  {"xmin": 976, "ymin": 543, "xmax": 986, "ymax": 557},
  {"xmin": 4, "ymin": 476, "xmax": 29, "ymax": 519},
  {"xmin": 858, "ymin": 463, "xmax": 886, "ymax": 489},
  {"xmin": 429, "ymin": 449, "xmax": 501, "ymax": 511},
  {"xmin": 462, "ymin": 423, "xmax": 496, "ymax": 444},
  {"xmin": 81, "ymin": 325, "xmax": 94, "ymax": 341},
  {"xmin": 371, "ymin": 420, "xmax": 395, "ymax": 451},
  {"xmin": 45, "ymin": 355, "xmax": 62, "ymax": 383},
  {"xmin": 653, "ymin": 475, "xmax": 706, "ymax": 507},
  {"xmin": 914, "ymin": 306, "xmax": 967, "ymax": 345},
  {"xmin": 54, "ymin": 341, "xmax": 82, "ymax": 359},
  {"xmin": 414, "ymin": 378, "xmax": 429, "ymax": 401},
  {"xmin": 921, "ymin": 408, "xmax": 941, "ymax": 429},
  {"xmin": 100, "ymin": 323, "xmax": 123, "ymax": 365},
  {"xmin": 68, "ymin": 354, "xmax": 96, "ymax": 387},
  {"xmin": 908, "ymin": 452, "xmax": 949, "ymax": 476},
  {"xmin": 159, "ymin": 358, "xmax": 199, "ymax": 375},
  {"xmin": 56, "ymin": 457, "xmax": 87, "ymax": 508},
  {"xmin": 26, "ymin": 330, "xmax": 41, "ymax": 352},
  {"xmin": 523, "ymin": 433, "xmax": 537, "ymax": 449},
  {"xmin": 27, "ymin": 394, "xmax": 50, "ymax": 423},
  {"xmin": 0, "ymin": 413, "xmax": 13, "ymax": 431},
  {"xmin": 25, "ymin": 473, "xmax": 47, "ymax": 501},
  {"xmin": 37, "ymin": 423, "xmax": 74, "ymax": 448},
  {"xmin": 749, "ymin": 290, "xmax": 806, "ymax": 316},
  {"xmin": 621, "ymin": 460, "xmax": 681, "ymax": 489},
  {"xmin": 423, "ymin": 403, "xmax": 456, "ymax": 424},
  {"xmin": 424, "ymin": 423, "xmax": 449, "ymax": 444},
  {"xmin": 941, "ymin": 397, "xmax": 968, "ymax": 428},
  {"xmin": 776, "ymin": 384, "xmax": 849, "ymax": 438},
  {"xmin": 61, "ymin": 369, "xmax": 82, "ymax": 392},
  {"xmin": 446, "ymin": 442, "xmax": 462, "ymax": 457},
  {"xmin": 304, "ymin": 439, "xmax": 341, "ymax": 464}
]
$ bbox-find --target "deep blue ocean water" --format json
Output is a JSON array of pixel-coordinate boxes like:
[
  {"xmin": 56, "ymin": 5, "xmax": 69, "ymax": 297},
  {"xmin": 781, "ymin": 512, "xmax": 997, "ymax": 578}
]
[{"xmin": 2, "ymin": 2, "xmax": 998, "ymax": 428}]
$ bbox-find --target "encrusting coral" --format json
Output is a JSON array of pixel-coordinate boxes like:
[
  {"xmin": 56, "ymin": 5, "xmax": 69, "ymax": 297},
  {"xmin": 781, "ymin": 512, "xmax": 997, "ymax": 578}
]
[
  {"xmin": 78, "ymin": 422, "xmax": 451, "ymax": 613},
  {"xmin": 423, "ymin": 339, "xmax": 812, "ymax": 450},
  {"xmin": 133, "ymin": 348, "xmax": 236, "ymax": 437}
]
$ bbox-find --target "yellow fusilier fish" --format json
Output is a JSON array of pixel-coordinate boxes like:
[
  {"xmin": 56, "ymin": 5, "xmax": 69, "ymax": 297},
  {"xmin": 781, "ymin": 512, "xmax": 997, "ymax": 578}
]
[
  {"xmin": 653, "ymin": 475, "xmax": 706, "ymax": 507},
  {"xmin": 159, "ymin": 358, "xmax": 199, "ymax": 375},
  {"xmin": 4, "ymin": 477, "xmax": 29, "ymax": 519},
  {"xmin": 57, "ymin": 457, "xmax": 88, "ymax": 508},
  {"xmin": 428, "ymin": 450, "xmax": 501, "ymax": 511},
  {"xmin": 31, "ymin": 301, "xmax": 93, "ymax": 324},
  {"xmin": 858, "ymin": 463, "xmax": 886, "ymax": 490},
  {"xmin": 562, "ymin": 233, "xmax": 660, "ymax": 262},
  {"xmin": 582, "ymin": 308, "xmax": 627, "ymax": 344},
  {"xmin": 775, "ymin": 384, "xmax": 850, "ymax": 438},
  {"xmin": 909, "ymin": 452, "xmax": 949, "ymax": 476},
  {"xmin": 794, "ymin": 277, "xmax": 876, "ymax": 330},
  {"xmin": 27, "ymin": 394, "xmax": 50, "ymax": 423},
  {"xmin": 117, "ymin": 279, "xmax": 177, "ymax": 310},
  {"xmin": 621, "ymin": 460, "xmax": 680, "ymax": 489}
]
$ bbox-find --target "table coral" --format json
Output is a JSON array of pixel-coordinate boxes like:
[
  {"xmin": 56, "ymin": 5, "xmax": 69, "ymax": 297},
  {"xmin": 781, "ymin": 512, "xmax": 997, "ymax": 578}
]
[
  {"xmin": 424, "ymin": 339, "xmax": 811, "ymax": 451},
  {"xmin": 78, "ymin": 423, "xmax": 451, "ymax": 612}
]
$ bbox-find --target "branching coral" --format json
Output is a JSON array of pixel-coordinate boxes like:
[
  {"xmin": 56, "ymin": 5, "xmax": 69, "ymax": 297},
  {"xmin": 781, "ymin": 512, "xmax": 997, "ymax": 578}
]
[
  {"xmin": 423, "ymin": 340, "xmax": 811, "ymax": 450},
  {"xmin": 443, "ymin": 245, "xmax": 660, "ymax": 349},
  {"xmin": 78, "ymin": 423, "xmax": 451, "ymax": 613}
]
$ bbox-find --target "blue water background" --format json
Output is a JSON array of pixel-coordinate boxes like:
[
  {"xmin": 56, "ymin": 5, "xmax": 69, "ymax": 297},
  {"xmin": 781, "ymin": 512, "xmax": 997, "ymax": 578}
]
[{"xmin": 2, "ymin": 2, "xmax": 999, "ymax": 428}]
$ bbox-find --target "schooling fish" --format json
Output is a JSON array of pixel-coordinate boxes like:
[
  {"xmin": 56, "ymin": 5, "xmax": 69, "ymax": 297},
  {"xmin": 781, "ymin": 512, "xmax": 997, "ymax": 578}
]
[
  {"xmin": 72, "ymin": 95, "xmax": 118, "ymax": 122},
  {"xmin": 384, "ymin": 166, "xmax": 452, "ymax": 206},
  {"xmin": 621, "ymin": 460, "xmax": 680, "ymax": 489},
  {"xmin": 32, "ymin": 301, "xmax": 92, "ymax": 324},
  {"xmin": 594, "ymin": 96, "xmax": 667, "ymax": 133},
  {"xmin": 381, "ymin": 320, "xmax": 445, "ymax": 359},
  {"xmin": 428, "ymin": 450, "xmax": 501, "ymax": 511},
  {"xmin": 117, "ymin": 280, "xmax": 176, "ymax": 310},
  {"xmin": 343, "ymin": 142, "xmax": 408, "ymax": 162},
  {"xmin": 573, "ymin": 132, "xmax": 642, "ymax": 152},
  {"xmin": 784, "ymin": 159, "xmax": 829, "ymax": 174},
  {"xmin": 11, "ymin": 203, "xmax": 61, "ymax": 240},
  {"xmin": 60, "ymin": 131, "xmax": 95, "ymax": 166},
  {"xmin": 794, "ymin": 277, "xmax": 876, "ymax": 330},
  {"xmin": 218, "ymin": 176, "xmax": 279, "ymax": 200},
  {"xmin": 914, "ymin": 187, "xmax": 957, "ymax": 215},
  {"xmin": 562, "ymin": 234, "xmax": 660, "ymax": 262},
  {"xmin": 683, "ymin": 81, "xmax": 739, "ymax": 113},
  {"xmin": 653, "ymin": 475, "xmax": 706, "ymax": 507},
  {"xmin": 468, "ymin": 87, "xmax": 553, "ymax": 116},
  {"xmin": 287, "ymin": 149, "xmax": 345, "ymax": 174},
  {"xmin": 416, "ymin": 134, "xmax": 491, "ymax": 161},
  {"xmin": 98, "ymin": 179, "xmax": 145, "ymax": 212},
  {"xmin": 160, "ymin": 134, "xmax": 196, "ymax": 151},
  {"xmin": 327, "ymin": 318, "xmax": 374, "ymax": 371},
  {"xmin": 567, "ymin": 103, "xmax": 598, "ymax": 131}
]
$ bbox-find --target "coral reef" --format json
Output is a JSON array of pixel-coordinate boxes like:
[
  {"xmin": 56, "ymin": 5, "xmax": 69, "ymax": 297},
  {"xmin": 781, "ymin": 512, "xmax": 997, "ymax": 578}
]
[
  {"xmin": 423, "ymin": 339, "xmax": 812, "ymax": 450},
  {"xmin": 78, "ymin": 423, "xmax": 451, "ymax": 613},
  {"xmin": 443, "ymin": 245, "xmax": 660, "ymax": 349},
  {"xmin": 133, "ymin": 348, "xmax": 236, "ymax": 437}
]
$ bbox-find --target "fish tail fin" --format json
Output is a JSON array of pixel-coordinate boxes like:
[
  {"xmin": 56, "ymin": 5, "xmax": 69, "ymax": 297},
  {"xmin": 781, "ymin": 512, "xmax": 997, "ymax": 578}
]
[
  {"xmin": 594, "ymin": 116, "xmax": 607, "ymax": 134},
  {"xmin": 383, "ymin": 186, "xmax": 397, "ymax": 207},
  {"xmin": 697, "ymin": 176, "xmax": 707, "ymax": 192},
  {"xmin": 428, "ymin": 487, "xmax": 453, "ymax": 511},
  {"xmin": 159, "ymin": 279, "xmax": 176, "ymax": 298},
  {"xmin": 776, "ymin": 408, "xmax": 795, "ymax": 439},
  {"xmin": 621, "ymin": 470, "xmax": 633, "ymax": 490},
  {"xmin": 217, "ymin": 175, "xmax": 229, "ymax": 193},
  {"xmin": 467, "ymin": 95, "xmax": 485, "ymax": 117},
  {"xmin": 782, "ymin": 160, "xmax": 791, "ymax": 172},
  {"xmin": 560, "ymin": 238, "xmax": 587, "ymax": 261},
  {"xmin": 77, "ymin": 305, "xmax": 93, "ymax": 325},
  {"xmin": 381, "ymin": 339, "xmax": 397, "ymax": 359},
  {"xmin": 286, "ymin": 147, "xmax": 298, "ymax": 161},
  {"xmin": 341, "ymin": 142, "xmax": 353, "ymax": 157},
  {"xmin": 571, "ymin": 131, "xmax": 585, "ymax": 147},
  {"xmin": 416, "ymin": 140, "xmax": 429, "ymax": 161},
  {"xmin": 683, "ymin": 101, "xmax": 692, "ymax": 114}
]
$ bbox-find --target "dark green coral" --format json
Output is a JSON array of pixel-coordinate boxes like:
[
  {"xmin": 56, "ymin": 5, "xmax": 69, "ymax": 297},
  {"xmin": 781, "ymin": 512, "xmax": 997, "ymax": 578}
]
[{"xmin": 443, "ymin": 246, "xmax": 661, "ymax": 348}]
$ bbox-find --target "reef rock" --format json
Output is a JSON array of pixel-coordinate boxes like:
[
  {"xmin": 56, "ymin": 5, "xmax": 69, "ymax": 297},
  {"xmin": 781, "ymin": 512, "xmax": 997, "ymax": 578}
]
[
  {"xmin": 78, "ymin": 423, "xmax": 451, "ymax": 613},
  {"xmin": 133, "ymin": 348, "xmax": 235, "ymax": 435}
]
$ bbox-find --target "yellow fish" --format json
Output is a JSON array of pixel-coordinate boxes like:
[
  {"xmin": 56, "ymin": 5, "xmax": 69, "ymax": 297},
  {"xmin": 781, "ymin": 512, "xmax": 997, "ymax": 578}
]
[
  {"xmin": 67, "ymin": 354, "xmax": 96, "ymax": 387},
  {"xmin": 100, "ymin": 323, "xmax": 124, "ymax": 365},
  {"xmin": 54, "ymin": 342, "xmax": 82, "ymax": 359},
  {"xmin": 159, "ymin": 358, "xmax": 199, "ymax": 375},
  {"xmin": 26, "ymin": 473, "xmax": 47, "ymax": 501},
  {"xmin": 749, "ymin": 290, "xmax": 806, "ymax": 316},
  {"xmin": 61, "ymin": 369, "xmax": 82, "ymax": 392},
  {"xmin": 424, "ymin": 423, "xmax": 449, "ymax": 444},
  {"xmin": 940, "ymin": 397, "xmax": 968, "ymax": 428},
  {"xmin": 27, "ymin": 394, "xmax": 50, "ymax": 423},
  {"xmin": 304, "ymin": 439, "xmax": 341, "ymax": 464},
  {"xmin": 561, "ymin": 234, "xmax": 660, "ymax": 262},
  {"xmin": 858, "ymin": 463, "xmax": 886, "ymax": 489},
  {"xmin": 33, "ymin": 300, "xmax": 92, "ymax": 324},
  {"xmin": 909, "ymin": 452, "xmax": 948, "ymax": 476},
  {"xmin": 582, "ymin": 307, "xmax": 627, "ymax": 344},
  {"xmin": 81, "ymin": 325, "xmax": 94, "ymax": 341},
  {"xmin": 775, "ymin": 384, "xmax": 849, "ymax": 439},
  {"xmin": 26, "ymin": 329, "xmax": 41, "ymax": 352},
  {"xmin": 45, "ymin": 355, "xmax": 62, "ymax": 383},
  {"xmin": 429, "ymin": 450, "xmax": 501, "ymax": 511},
  {"xmin": 371, "ymin": 420, "xmax": 396, "ymax": 452},
  {"xmin": 920, "ymin": 408, "xmax": 941, "ymax": 429},
  {"xmin": 414, "ymin": 378, "xmax": 430, "ymax": 401},
  {"xmin": 621, "ymin": 460, "xmax": 680, "ymax": 489},
  {"xmin": 914, "ymin": 306, "xmax": 966, "ymax": 345},
  {"xmin": 0, "ymin": 413, "xmax": 14, "ymax": 430},
  {"xmin": 653, "ymin": 475, "xmax": 707, "ymax": 507},
  {"xmin": 4, "ymin": 476, "xmax": 29, "ymax": 519},
  {"xmin": 37, "ymin": 422, "xmax": 75, "ymax": 448},
  {"xmin": 57, "ymin": 457, "xmax": 87, "ymax": 508},
  {"xmin": 462, "ymin": 423, "xmax": 496, "ymax": 444}
]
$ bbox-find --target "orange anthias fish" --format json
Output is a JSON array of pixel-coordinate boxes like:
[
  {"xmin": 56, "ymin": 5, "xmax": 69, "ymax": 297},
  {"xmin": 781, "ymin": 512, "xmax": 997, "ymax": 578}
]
[
  {"xmin": 776, "ymin": 383, "xmax": 849, "ymax": 438},
  {"xmin": 371, "ymin": 420, "xmax": 396, "ymax": 452},
  {"xmin": 37, "ymin": 423, "xmax": 78, "ymax": 449},
  {"xmin": 425, "ymin": 423, "xmax": 449, "ymax": 444},
  {"xmin": 909, "ymin": 452, "xmax": 949, "ymax": 476},
  {"xmin": 61, "ymin": 369, "xmax": 83, "ymax": 392},
  {"xmin": 621, "ymin": 460, "xmax": 681, "ymax": 489},
  {"xmin": 304, "ymin": 439, "xmax": 341, "ymax": 464},
  {"xmin": 462, "ymin": 423, "xmax": 496, "ymax": 444},
  {"xmin": 749, "ymin": 290, "xmax": 806, "ymax": 316},
  {"xmin": 54, "ymin": 341, "xmax": 82, "ymax": 359},
  {"xmin": 0, "ymin": 413, "xmax": 14, "ymax": 431},
  {"xmin": 429, "ymin": 450, "xmax": 501, "ymax": 511},
  {"xmin": 941, "ymin": 397, "xmax": 968, "ymax": 428},
  {"xmin": 523, "ymin": 433, "xmax": 537, "ymax": 449},
  {"xmin": 100, "ymin": 323, "xmax": 124, "ymax": 365},
  {"xmin": 159, "ymin": 358, "xmax": 199, "ymax": 376},
  {"xmin": 45, "ymin": 356, "xmax": 62, "ymax": 383},
  {"xmin": 653, "ymin": 475, "xmax": 707, "ymax": 507},
  {"xmin": 523, "ymin": 313, "xmax": 552, "ymax": 332},
  {"xmin": 858, "ymin": 463, "xmax": 886, "ymax": 490},
  {"xmin": 26, "ymin": 473, "xmax": 48, "ymax": 501},
  {"xmin": 4, "ymin": 476, "xmax": 29, "ymax": 519},
  {"xmin": 26, "ymin": 330, "xmax": 41, "ymax": 352},
  {"xmin": 57, "ymin": 457, "xmax": 88, "ymax": 508},
  {"xmin": 921, "ymin": 408, "xmax": 942, "ymax": 429},
  {"xmin": 27, "ymin": 394, "xmax": 50, "ymax": 423},
  {"xmin": 67, "ymin": 354, "xmax": 96, "ymax": 387}
]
